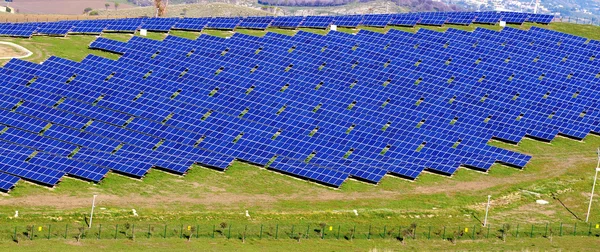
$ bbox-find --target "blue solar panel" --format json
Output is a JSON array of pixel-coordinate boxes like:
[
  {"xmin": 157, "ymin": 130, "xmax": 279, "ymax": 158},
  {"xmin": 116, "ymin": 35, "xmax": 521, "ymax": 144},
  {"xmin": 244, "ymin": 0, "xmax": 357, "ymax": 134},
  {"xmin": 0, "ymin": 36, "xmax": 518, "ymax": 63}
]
[
  {"xmin": 300, "ymin": 16, "xmax": 333, "ymax": 28},
  {"xmin": 362, "ymin": 14, "xmax": 392, "ymax": 27},
  {"xmin": 271, "ymin": 16, "xmax": 304, "ymax": 28},
  {"xmin": 172, "ymin": 18, "xmax": 210, "ymax": 31},
  {"xmin": 0, "ymin": 12, "xmax": 569, "ymax": 191},
  {"xmin": 238, "ymin": 16, "xmax": 273, "ymax": 29},
  {"xmin": 0, "ymin": 172, "xmax": 19, "ymax": 192},
  {"xmin": 206, "ymin": 17, "xmax": 240, "ymax": 30}
]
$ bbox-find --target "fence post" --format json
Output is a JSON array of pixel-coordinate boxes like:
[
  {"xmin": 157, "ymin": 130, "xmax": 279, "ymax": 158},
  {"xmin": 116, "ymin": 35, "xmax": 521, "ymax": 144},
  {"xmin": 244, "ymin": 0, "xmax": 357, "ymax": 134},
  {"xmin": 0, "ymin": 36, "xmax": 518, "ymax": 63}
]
[
  {"xmin": 367, "ymin": 225, "xmax": 371, "ymax": 240},
  {"xmin": 573, "ymin": 223, "xmax": 577, "ymax": 236},
  {"xmin": 196, "ymin": 225, "xmax": 199, "ymax": 239},
  {"xmin": 147, "ymin": 225, "xmax": 150, "ymax": 239},
  {"xmin": 165, "ymin": 225, "xmax": 168, "ymax": 239},
  {"xmin": 516, "ymin": 224, "xmax": 519, "ymax": 238},
  {"xmin": 14, "ymin": 227, "xmax": 16, "ymax": 241},
  {"xmin": 306, "ymin": 224, "xmax": 310, "ymax": 239},
  {"xmin": 428, "ymin": 226, "xmax": 431, "ymax": 239},
  {"xmin": 98, "ymin": 224, "xmax": 101, "ymax": 239},
  {"xmin": 180, "ymin": 225, "xmax": 183, "ymax": 239},
  {"xmin": 227, "ymin": 224, "xmax": 231, "ymax": 239},
  {"xmin": 132, "ymin": 224, "xmax": 135, "ymax": 239},
  {"xmin": 65, "ymin": 224, "xmax": 68, "ymax": 239},
  {"xmin": 588, "ymin": 223, "xmax": 592, "ymax": 236},
  {"xmin": 560, "ymin": 223, "xmax": 563, "ymax": 236},
  {"xmin": 114, "ymin": 224, "xmax": 118, "ymax": 239},
  {"xmin": 382, "ymin": 225, "xmax": 386, "ymax": 238},
  {"xmin": 487, "ymin": 224, "xmax": 490, "ymax": 239},
  {"xmin": 352, "ymin": 225, "xmax": 355, "ymax": 240},
  {"xmin": 530, "ymin": 224, "xmax": 534, "ymax": 238},
  {"xmin": 259, "ymin": 224, "xmax": 263, "ymax": 239},
  {"xmin": 442, "ymin": 226, "xmax": 446, "ymax": 240},
  {"xmin": 472, "ymin": 225, "xmax": 475, "ymax": 240},
  {"xmin": 337, "ymin": 225, "xmax": 340, "ymax": 240},
  {"xmin": 275, "ymin": 224, "xmax": 278, "ymax": 239},
  {"xmin": 48, "ymin": 224, "xmax": 51, "ymax": 240},
  {"xmin": 545, "ymin": 223, "xmax": 548, "ymax": 237}
]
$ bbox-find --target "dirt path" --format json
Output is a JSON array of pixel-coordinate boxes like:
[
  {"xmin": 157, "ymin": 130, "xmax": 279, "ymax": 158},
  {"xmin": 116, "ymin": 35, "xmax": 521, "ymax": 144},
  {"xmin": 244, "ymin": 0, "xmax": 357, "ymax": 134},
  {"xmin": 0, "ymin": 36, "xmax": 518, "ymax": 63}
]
[
  {"xmin": 0, "ymin": 41, "xmax": 33, "ymax": 59},
  {"xmin": 0, "ymin": 156, "xmax": 587, "ymax": 210}
]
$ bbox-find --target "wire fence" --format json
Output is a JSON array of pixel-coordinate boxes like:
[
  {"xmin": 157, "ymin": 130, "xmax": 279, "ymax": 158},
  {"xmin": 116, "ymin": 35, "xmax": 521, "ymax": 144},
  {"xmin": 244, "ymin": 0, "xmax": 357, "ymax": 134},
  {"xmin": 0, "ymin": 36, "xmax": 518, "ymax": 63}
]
[
  {"xmin": 4, "ymin": 222, "xmax": 600, "ymax": 242},
  {"xmin": 553, "ymin": 16, "xmax": 600, "ymax": 26}
]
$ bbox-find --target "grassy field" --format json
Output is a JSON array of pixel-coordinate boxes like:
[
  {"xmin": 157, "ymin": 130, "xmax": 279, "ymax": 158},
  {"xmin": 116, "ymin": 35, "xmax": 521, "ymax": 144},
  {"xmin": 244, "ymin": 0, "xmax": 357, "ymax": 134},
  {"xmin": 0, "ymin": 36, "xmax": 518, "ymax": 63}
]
[
  {"xmin": 1, "ymin": 22, "xmax": 600, "ymax": 250},
  {"xmin": 2, "ymin": 236, "xmax": 600, "ymax": 251}
]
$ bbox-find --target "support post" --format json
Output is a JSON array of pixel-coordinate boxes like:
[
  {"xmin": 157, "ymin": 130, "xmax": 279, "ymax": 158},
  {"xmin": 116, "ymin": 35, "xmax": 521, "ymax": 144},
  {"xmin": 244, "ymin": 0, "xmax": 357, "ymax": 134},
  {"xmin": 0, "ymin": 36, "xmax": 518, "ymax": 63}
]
[
  {"xmin": 89, "ymin": 195, "xmax": 97, "ymax": 228},
  {"xmin": 585, "ymin": 149, "xmax": 600, "ymax": 223},
  {"xmin": 483, "ymin": 195, "xmax": 491, "ymax": 226}
]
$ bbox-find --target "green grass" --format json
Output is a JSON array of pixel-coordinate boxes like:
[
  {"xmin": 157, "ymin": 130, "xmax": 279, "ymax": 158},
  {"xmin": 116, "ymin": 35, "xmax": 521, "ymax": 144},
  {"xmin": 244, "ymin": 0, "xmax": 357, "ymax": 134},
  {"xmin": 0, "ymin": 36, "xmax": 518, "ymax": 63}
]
[
  {"xmin": 168, "ymin": 30, "xmax": 201, "ymax": 40},
  {"xmin": 2, "ymin": 236, "xmax": 599, "ymax": 251},
  {"xmin": 1, "ymin": 23, "xmax": 600, "ymax": 247}
]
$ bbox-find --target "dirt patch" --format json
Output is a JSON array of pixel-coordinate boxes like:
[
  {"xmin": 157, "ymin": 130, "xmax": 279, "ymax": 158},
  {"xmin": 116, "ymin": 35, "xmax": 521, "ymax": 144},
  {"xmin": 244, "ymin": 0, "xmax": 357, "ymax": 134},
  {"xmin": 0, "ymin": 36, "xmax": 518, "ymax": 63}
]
[{"xmin": 0, "ymin": 43, "xmax": 29, "ymax": 58}]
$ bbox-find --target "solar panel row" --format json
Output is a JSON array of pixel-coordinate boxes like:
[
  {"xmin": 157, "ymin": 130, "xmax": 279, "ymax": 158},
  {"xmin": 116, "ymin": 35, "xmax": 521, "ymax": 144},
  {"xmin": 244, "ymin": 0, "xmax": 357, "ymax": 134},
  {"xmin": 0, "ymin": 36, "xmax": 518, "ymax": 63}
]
[
  {"xmin": 0, "ymin": 23, "xmax": 597, "ymax": 192},
  {"xmin": 0, "ymin": 11, "xmax": 555, "ymax": 38}
]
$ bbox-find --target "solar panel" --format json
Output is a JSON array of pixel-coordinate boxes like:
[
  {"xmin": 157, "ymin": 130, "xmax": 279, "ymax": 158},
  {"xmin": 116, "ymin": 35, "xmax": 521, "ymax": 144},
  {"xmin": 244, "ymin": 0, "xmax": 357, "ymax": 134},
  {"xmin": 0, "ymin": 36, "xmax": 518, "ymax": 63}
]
[
  {"xmin": 0, "ymin": 172, "xmax": 19, "ymax": 192},
  {"xmin": 0, "ymin": 12, "xmax": 571, "ymax": 191},
  {"xmin": 300, "ymin": 16, "xmax": 333, "ymax": 28},
  {"xmin": 172, "ymin": 18, "xmax": 210, "ymax": 31},
  {"xmin": 271, "ymin": 16, "xmax": 304, "ymax": 28}
]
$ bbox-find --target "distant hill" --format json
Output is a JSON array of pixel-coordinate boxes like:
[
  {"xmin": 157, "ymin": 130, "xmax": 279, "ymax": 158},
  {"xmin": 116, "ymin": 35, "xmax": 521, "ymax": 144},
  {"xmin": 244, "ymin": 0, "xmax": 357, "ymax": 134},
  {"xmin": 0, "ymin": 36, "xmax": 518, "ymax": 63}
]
[
  {"xmin": 96, "ymin": 2, "xmax": 272, "ymax": 17},
  {"xmin": 5, "ymin": 0, "xmax": 135, "ymax": 15}
]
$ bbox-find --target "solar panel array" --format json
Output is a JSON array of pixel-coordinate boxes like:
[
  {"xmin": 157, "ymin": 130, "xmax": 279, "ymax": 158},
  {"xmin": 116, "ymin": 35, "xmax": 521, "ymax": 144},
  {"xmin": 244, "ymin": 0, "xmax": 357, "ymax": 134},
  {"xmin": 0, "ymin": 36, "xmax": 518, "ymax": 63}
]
[
  {"xmin": 0, "ymin": 11, "xmax": 554, "ymax": 38},
  {"xmin": 0, "ymin": 21, "xmax": 598, "ymax": 192}
]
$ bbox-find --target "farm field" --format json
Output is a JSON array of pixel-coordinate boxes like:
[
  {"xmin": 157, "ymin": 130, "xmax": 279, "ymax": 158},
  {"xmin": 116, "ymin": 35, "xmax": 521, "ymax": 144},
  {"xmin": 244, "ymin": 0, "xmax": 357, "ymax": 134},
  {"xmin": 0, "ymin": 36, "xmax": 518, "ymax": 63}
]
[{"xmin": 1, "ymin": 21, "xmax": 600, "ymax": 250}]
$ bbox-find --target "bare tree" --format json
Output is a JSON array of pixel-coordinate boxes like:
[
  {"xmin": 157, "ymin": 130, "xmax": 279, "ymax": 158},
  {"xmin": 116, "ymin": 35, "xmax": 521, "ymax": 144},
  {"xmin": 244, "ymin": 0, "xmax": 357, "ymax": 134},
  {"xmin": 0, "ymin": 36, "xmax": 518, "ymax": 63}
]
[{"xmin": 154, "ymin": 0, "xmax": 168, "ymax": 17}]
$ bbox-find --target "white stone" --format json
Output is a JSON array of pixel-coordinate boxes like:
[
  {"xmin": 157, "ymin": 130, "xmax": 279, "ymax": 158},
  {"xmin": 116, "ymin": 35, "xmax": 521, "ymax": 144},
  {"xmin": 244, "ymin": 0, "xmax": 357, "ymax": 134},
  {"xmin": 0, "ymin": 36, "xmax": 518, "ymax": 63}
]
[{"xmin": 536, "ymin": 199, "xmax": 549, "ymax": 205}]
